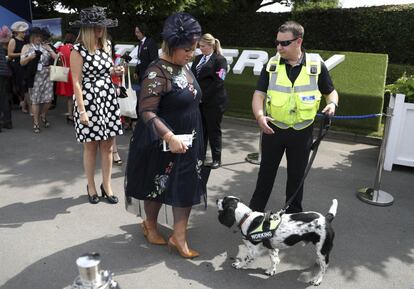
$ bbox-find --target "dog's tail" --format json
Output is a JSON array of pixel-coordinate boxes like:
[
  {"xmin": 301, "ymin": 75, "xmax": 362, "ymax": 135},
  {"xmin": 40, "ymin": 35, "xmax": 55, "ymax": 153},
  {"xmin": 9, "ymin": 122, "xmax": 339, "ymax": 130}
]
[{"xmin": 325, "ymin": 199, "xmax": 338, "ymax": 223}]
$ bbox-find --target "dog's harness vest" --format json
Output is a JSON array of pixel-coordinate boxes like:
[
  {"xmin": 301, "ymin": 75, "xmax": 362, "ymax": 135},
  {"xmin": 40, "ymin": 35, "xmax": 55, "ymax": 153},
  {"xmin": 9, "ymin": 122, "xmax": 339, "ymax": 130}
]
[{"xmin": 243, "ymin": 211, "xmax": 282, "ymax": 249}]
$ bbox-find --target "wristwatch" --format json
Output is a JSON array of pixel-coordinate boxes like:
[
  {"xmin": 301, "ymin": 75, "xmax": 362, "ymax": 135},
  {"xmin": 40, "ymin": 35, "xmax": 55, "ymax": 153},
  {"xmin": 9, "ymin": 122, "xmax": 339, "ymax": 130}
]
[{"xmin": 328, "ymin": 101, "xmax": 338, "ymax": 108}]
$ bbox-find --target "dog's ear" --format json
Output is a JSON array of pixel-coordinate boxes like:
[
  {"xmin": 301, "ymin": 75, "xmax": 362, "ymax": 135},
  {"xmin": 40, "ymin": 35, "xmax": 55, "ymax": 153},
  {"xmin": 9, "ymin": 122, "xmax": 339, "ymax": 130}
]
[{"xmin": 218, "ymin": 207, "xmax": 236, "ymax": 228}]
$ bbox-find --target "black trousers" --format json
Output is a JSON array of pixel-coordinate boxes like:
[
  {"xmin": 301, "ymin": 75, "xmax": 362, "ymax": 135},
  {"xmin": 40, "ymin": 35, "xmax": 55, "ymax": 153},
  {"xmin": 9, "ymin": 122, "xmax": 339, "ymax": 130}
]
[
  {"xmin": 200, "ymin": 104, "xmax": 224, "ymax": 162},
  {"xmin": 249, "ymin": 123, "xmax": 313, "ymax": 213},
  {"xmin": 0, "ymin": 76, "xmax": 12, "ymax": 126}
]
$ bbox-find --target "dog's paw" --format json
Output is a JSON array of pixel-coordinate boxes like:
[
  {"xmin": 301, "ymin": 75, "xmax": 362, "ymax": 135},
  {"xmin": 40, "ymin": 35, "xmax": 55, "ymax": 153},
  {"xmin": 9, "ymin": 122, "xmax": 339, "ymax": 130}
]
[
  {"xmin": 265, "ymin": 267, "xmax": 277, "ymax": 276},
  {"xmin": 232, "ymin": 260, "xmax": 244, "ymax": 269}
]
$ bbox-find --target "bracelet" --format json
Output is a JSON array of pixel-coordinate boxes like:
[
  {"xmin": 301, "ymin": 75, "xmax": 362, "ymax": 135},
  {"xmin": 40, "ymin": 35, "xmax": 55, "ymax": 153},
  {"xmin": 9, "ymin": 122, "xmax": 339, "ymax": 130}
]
[{"xmin": 79, "ymin": 110, "xmax": 86, "ymax": 115}]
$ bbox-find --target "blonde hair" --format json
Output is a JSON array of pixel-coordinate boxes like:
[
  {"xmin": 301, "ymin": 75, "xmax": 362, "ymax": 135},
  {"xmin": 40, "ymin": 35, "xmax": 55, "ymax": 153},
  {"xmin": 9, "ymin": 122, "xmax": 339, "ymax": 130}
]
[
  {"xmin": 76, "ymin": 26, "xmax": 110, "ymax": 54},
  {"xmin": 161, "ymin": 40, "xmax": 173, "ymax": 57},
  {"xmin": 200, "ymin": 33, "xmax": 223, "ymax": 55}
]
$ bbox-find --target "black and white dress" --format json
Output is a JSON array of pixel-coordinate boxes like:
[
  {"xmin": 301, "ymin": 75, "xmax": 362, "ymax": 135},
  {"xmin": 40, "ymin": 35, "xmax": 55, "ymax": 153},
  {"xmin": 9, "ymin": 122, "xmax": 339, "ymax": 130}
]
[{"xmin": 73, "ymin": 43, "xmax": 123, "ymax": 143}]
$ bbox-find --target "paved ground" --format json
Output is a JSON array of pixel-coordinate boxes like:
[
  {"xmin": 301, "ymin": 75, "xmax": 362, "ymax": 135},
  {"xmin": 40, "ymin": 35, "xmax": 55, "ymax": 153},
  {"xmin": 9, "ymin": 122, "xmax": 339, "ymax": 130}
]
[{"xmin": 1, "ymin": 98, "xmax": 413, "ymax": 289}]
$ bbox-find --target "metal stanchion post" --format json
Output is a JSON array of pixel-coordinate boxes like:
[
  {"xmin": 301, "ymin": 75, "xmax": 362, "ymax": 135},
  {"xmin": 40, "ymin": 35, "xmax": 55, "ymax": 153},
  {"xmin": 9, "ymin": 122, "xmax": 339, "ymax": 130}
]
[
  {"xmin": 357, "ymin": 107, "xmax": 394, "ymax": 206},
  {"xmin": 72, "ymin": 253, "xmax": 120, "ymax": 289}
]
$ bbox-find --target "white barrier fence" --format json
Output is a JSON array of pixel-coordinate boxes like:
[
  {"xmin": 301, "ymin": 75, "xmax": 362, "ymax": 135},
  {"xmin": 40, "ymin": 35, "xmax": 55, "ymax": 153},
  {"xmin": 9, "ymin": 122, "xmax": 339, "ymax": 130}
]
[{"xmin": 384, "ymin": 93, "xmax": 414, "ymax": 171}]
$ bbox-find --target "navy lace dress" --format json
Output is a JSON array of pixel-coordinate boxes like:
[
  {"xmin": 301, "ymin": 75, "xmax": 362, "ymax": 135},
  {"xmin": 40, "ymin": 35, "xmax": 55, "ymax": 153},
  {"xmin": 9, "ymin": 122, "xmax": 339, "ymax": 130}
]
[{"xmin": 125, "ymin": 59, "xmax": 206, "ymax": 208}]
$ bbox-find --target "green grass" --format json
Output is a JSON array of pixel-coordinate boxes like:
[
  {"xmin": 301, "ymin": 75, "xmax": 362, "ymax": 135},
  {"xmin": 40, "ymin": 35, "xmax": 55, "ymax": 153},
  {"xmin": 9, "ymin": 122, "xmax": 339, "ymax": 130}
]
[{"xmin": 224, "ymin": 48, "xmax": 388, "ymax": 135}]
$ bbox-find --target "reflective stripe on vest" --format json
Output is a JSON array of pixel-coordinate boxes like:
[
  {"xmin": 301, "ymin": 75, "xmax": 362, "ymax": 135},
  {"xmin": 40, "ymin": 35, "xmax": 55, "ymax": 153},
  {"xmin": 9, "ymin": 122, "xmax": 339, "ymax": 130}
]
[
  {"xmin": 265, "ymin": 53, "xmax": 322, "ymax": 130},
  {"xmin": 247, "ymin": 216, "xmax": 282, "ymax": 244}
]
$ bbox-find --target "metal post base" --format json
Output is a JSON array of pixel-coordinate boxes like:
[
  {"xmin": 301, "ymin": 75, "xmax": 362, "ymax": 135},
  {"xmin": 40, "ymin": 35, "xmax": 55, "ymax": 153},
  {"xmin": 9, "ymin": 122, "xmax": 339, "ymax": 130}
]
[
  {"xmin": 245, "ymin": 153, "xmax": 260, "ymax": 165},
  {"xmin": 357, "ymin": 187, "xmax": 394, "ymax": 206}
]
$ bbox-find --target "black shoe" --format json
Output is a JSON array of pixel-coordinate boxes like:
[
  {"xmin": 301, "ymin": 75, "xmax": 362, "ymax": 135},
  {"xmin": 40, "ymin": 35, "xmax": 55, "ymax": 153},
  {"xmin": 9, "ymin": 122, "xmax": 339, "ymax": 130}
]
[
  {"xmin": 33, "ymin": 124, "xmax": 40, "ymax": 134},
  {"xmin": 112, "ymin": 152, "xmax": 123, "ymax": 166},
  {"xmin": 41, "ymin": 117, "xmax": 50, "ymax": 128},
  {"xmin": 100, "ymin": 184, "xmax": 119, "ymax": 204},
  {"xmin": 3, "ymin": 122, "xmax": 12, "ymax": 129},
  {"xmin": 211, "ymin": 160, "xmax": 221, "ymax": 169},
  {"xmin": 87, "ymin": 185, "xmax": 100, "ymax": 204}
]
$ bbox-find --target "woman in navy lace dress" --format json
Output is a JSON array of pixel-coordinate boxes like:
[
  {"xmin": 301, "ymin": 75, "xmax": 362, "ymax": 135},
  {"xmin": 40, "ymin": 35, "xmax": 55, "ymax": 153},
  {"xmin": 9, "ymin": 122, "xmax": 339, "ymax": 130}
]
[{"xmin": 126, "ymin": 13, "xmax": 204, "ymax": 258}]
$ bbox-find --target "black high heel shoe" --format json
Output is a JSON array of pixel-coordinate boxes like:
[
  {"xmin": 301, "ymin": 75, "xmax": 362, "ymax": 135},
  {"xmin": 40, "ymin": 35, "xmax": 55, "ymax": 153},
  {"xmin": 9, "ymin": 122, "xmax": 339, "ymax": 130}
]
[
  {"xmin": 100, "ymin": 184, "xmax": 118, "ymax": 204},
  {"xmin": 87, "ymin": 185, "xmax": 100, "ymax": 204},
  {"xmin": 112, "ymin": 151, "xmax": 123, "ymax": 166}
]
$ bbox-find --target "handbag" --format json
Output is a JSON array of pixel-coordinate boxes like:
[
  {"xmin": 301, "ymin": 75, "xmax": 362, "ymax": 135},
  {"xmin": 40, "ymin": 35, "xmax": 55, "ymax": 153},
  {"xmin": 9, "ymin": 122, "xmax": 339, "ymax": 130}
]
[
  {"xmin": 118, "ymin": 66, "xmax": 137, "ymax": 118},
  {"xmin": 49, "ymin": 54, "xmax": 70, "ymax": 82}
]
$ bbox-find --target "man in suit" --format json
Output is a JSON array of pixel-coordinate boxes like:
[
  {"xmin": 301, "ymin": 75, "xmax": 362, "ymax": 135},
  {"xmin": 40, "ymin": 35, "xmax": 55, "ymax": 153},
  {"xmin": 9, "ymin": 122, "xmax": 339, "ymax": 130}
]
[
  {"xmin": 133, "ymin": 24, "xmax": 159, "ymax": 117},
  {"xmin": 134, "ymin": 24, "xmax": 159, "ymax": 84}
]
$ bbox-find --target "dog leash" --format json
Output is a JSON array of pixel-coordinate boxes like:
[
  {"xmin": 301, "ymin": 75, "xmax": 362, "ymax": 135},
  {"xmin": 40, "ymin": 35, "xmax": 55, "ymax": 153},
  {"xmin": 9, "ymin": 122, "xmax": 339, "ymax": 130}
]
[{"xmin": 280, "ymin": 114, "xmax": 332, "ymax": 214}]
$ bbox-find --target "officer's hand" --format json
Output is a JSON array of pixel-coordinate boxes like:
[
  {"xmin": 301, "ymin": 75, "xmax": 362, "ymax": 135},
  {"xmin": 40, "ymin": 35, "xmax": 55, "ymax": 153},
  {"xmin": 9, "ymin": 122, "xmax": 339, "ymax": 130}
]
[
  {"xmin": 321, "ymin": 103, "xmax": 336, "ymax": 117},
  {"xmin": 257, "ymin": 116, "xmax": 275, "ymax": 134}
]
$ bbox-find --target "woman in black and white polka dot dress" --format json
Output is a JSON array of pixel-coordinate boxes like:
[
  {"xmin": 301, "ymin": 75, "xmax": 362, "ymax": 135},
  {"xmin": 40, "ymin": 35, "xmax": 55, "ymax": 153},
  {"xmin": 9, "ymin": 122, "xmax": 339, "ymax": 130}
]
[
  {"xmin": 72, "ymin": 42, "xmax": 123, "ymax": 142},
  {"xmin": 70, "ymin": 7, "xmax": 123, "ymax": 204}
]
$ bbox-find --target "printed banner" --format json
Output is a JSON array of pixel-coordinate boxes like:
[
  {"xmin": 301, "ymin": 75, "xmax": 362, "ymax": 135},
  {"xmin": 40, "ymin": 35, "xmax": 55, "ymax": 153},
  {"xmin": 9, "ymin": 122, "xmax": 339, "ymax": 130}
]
[{"xmin": 32, "ymin": 18, "xmax": 62, "ymax": 40}]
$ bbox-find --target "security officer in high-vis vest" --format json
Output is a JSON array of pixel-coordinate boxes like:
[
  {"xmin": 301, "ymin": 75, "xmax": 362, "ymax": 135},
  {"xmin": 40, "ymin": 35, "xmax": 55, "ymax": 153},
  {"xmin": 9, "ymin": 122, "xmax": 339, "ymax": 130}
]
[{"xmin": 249, "ymin": 21, "xmax": 339, "ymax": 213}]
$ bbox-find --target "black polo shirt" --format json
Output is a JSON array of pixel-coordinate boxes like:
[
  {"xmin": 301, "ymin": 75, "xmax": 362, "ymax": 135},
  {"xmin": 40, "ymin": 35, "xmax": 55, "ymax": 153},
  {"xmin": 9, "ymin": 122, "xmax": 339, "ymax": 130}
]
[{"xmin": 256, "ymin": 52, "xmax": 335, "ymax": 95}]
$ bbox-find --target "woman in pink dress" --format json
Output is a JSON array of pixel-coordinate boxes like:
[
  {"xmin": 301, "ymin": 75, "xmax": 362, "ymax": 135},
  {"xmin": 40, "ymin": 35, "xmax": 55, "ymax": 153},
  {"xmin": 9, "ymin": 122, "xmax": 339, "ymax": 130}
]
[{"xmin": 56, "ymin": 32, "xmax": 76, "ymax": 123}]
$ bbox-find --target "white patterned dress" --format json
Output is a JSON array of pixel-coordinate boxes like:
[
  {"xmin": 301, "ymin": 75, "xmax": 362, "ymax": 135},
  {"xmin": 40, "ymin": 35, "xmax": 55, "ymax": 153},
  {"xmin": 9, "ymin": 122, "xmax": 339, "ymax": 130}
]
[
  {"xmin": 73, "ymin": 43, "xmax": 123, "ymax": 143},
  {"xmin": 26, "ymin": 44, "xmax": 54, "ymax": 104}
]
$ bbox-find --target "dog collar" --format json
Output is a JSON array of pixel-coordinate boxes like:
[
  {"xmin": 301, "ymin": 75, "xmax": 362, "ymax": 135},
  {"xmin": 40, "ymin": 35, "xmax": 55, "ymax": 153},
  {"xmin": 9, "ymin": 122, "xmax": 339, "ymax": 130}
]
[{"xmin": 238, "ymin": 212, "xmax": 251, "ymax": 229}]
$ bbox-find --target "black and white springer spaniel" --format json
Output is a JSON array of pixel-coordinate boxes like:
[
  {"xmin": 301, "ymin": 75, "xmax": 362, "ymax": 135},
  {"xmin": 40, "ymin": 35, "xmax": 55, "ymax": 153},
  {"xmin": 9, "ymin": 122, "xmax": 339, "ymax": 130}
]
[{"xmin": 216, "ymin": 196, "xmax": 338, "ymax": 286}]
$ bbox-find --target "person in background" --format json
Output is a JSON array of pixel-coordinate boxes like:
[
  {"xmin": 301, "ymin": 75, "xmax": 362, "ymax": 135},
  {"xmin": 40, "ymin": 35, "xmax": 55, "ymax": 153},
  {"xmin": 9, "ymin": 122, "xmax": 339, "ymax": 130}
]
[
  {"xmin": 109, "ymin": 36, "xmax": 123, "ymax": 166},
  {"xmin": 133, "ymin": 23, "xmax": 159, "ymax": 117},
  {"xmin": 249, "ymin": 21, "xmax": 338, "ymax": 214},
  {"xmin": 125, "ymin": 12, "xmax": 204, "ymax": 258},
  {"xmin": 8, "ymin": 21, "xmax": 29, "ymax": 113},
  {"xmin": 70, "ymin": 6, "xmax": 124, "ymax": 204},
  {"xmin": 55, "ymin": 31, "xmax": 76, "ymax": 124},
  {"xmin": 41, "ymin": 28, "xmax": 59, "ymax": 110},
  {"xmin": 20, "ymin": 27, "xmax": 58, "ymax": 133},
  {"xmin": 191, "ymin": 33, "xmax": 228, "ymax": 169},
  {"xmin": 0, "ymin": 26, "xmax": 13, "ymax": 131},
  {"xmin": 133, "ymin": 23, "xmax": 159, "ymax": 85}
]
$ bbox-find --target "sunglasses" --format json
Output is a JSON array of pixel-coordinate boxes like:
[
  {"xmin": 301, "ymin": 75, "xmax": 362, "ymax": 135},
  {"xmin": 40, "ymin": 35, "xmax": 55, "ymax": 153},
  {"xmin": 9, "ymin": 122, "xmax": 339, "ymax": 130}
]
[{"xmin": 275, "ymin": 38, "xmax": 298, "ymax": 47}]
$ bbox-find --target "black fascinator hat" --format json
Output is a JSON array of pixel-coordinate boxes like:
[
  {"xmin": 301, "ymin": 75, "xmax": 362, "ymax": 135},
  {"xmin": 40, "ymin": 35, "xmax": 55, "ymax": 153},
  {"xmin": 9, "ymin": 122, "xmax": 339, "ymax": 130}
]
[
  {"xmin": 70, "ymin": 6, "xmax": 118, "ymax": 28},
  {"xmin": 161, "ymin": 12, "xmax": 201, "ymax": 48}
]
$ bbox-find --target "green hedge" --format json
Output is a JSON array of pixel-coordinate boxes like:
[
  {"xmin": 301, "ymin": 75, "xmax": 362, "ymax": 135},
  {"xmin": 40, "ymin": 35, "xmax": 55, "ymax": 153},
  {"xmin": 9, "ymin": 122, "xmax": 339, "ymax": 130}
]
[
  {"xmin": 56, "ymin": 4, "xmax": 413, "ymax": 66},
  {"xmin": 224, "ymin": 48, "xmax": 388, "ymax": 134},
  {"xmin": 197, "ymin": 5, "xmax": 414, "ymax": 65}
]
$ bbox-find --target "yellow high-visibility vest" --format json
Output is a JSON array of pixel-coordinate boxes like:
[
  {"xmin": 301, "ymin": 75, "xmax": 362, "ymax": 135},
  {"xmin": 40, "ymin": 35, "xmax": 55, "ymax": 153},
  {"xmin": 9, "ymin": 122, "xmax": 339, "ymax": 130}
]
[{"xmin": 266, "ymin": 53, "xmax": 322, "ymax": 130}]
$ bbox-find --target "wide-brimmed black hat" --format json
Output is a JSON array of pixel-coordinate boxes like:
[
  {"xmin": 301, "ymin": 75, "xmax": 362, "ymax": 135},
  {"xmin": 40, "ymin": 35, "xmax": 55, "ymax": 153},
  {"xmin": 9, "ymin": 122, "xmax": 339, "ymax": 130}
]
[
  {"xmin": 69, "ymin": 6, "xmax": 118, "ymax": 28},
  {"xmin": 161, "ymin": 12, "xmax": 201, "ymax": 48}
]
